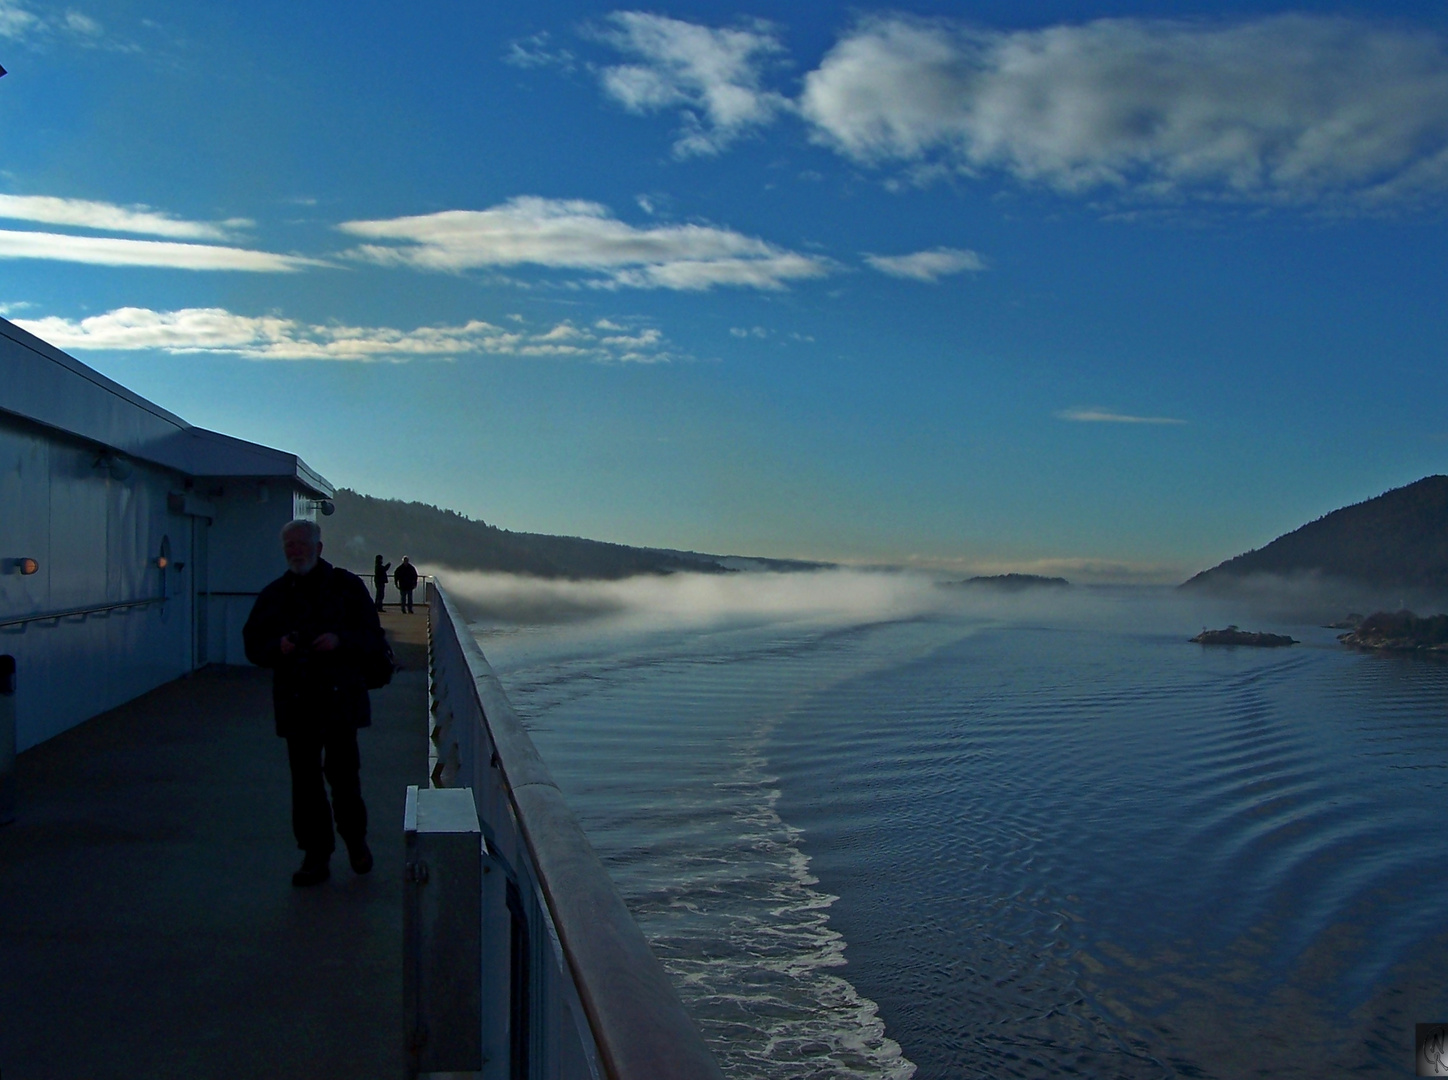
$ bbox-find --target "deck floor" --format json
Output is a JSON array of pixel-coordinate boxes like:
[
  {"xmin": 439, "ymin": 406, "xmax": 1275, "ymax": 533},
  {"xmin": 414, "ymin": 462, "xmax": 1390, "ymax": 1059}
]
[{"xmin": 0, "ymin": 610, "xmax": 430, "ymax": 1080}]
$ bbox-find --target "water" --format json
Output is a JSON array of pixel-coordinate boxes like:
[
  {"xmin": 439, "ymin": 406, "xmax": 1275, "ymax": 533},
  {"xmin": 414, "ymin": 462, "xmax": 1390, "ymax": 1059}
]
[{"xmin": 468, "ymin": 576, "xmax": 1448, "ymax": 1078}]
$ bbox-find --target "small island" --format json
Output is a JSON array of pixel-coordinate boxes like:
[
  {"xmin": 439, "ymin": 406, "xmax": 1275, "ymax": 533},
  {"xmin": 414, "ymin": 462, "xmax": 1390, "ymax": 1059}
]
[
  {"xmin": 1338, "ymin": 611, "xmax": 1448, "ymax": 652},
  {"xmin": 945, "ymin": 574, "xmax": 1071, "ymax": 590},
  {"xmin": 1190, "ymin": 626, "xmax": 1298, "ymax": 647}
]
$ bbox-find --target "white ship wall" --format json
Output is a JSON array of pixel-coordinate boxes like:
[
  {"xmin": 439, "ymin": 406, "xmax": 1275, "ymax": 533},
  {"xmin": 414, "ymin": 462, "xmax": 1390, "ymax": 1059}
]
[
  {"xmin": 0, "ymin": 316, "xmax": 332, "ymax": 751},
  {"xmin": 0, "ymin": 415, "xmax": 194, "ymax": 751}
]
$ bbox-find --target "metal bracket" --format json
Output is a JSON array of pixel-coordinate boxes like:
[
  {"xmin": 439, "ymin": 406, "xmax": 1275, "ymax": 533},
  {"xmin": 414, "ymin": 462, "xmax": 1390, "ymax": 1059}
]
[{"xmin": 405, "ymin": 860, "xmax": 430, "ymax": 885}]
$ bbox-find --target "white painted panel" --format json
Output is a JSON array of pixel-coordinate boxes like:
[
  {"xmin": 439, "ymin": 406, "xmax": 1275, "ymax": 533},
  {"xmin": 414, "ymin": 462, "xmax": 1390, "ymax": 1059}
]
[
  {"xmin": 46, "ymin": 443, "xmax": 108, "ymax": 610},
  {"xmin": 0, "ymin": 425, "xmax": 49, "ymax": 619}
]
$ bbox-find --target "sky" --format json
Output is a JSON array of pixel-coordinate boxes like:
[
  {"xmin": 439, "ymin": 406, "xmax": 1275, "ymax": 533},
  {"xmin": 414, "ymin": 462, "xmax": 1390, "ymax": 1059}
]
[{"xmin": 2, "ymin": 0, "xmax": 1447, "ymax": 582}]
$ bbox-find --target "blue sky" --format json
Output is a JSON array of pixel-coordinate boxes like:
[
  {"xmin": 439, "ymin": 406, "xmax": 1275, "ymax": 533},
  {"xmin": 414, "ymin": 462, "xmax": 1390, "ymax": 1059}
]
[{"xmin": 3, "ymin": 0, "xmax": 1447, "ymax": 580}]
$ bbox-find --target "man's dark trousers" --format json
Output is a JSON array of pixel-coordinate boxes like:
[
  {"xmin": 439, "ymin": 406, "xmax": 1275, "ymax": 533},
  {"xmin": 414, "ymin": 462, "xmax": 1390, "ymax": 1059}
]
[{"xmin": 286, "ymin": 724, "xmax": 367, "ymax": 855}]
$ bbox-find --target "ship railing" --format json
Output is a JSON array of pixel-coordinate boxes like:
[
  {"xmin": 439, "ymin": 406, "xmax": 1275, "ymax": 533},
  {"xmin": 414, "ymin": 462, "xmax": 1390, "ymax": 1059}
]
[{"xmin": 409, "ymin": 579, "xmax": 725, "ymax": 1080}]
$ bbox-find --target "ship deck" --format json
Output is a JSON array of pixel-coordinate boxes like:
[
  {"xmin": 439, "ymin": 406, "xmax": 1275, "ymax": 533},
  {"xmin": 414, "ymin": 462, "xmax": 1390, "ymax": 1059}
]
[{"xmin": 0, "ymin": 610, "xmax": 430, "ymax": 1080}]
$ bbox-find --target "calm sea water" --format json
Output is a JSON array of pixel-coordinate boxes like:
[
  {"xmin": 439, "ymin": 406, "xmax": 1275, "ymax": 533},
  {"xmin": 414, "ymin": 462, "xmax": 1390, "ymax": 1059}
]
[{"xmin": 470, "ymin": 578, "xmax": 1448, "ymax": 1079}]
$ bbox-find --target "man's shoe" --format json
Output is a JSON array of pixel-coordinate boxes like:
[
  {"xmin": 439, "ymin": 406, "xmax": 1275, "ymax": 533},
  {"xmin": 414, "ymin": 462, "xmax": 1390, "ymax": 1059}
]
[
  {"xmin": 346, "ymin": 838, "xmax": 373, "ymax": 875},
  {"xmin": 291, "ymin": 852, "xmax": 330, "ymax": 887}
]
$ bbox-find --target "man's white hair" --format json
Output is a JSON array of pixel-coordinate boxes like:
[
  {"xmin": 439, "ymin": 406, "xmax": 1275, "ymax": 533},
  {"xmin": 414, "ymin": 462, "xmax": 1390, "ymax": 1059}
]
[{"xmin": 280, "ymin": 518, "xmax": 321, "ymax": 544}]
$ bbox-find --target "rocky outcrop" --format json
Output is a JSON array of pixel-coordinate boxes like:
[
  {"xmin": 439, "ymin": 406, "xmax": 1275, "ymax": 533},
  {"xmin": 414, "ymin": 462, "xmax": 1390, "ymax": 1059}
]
[
  {"xmin": 1338, "ymin": 611, "xmax": 1448, "ymax": 652},
  {"xmin": 1190, "ymin": 626, "xmax": 1298, "ymax": 647}
]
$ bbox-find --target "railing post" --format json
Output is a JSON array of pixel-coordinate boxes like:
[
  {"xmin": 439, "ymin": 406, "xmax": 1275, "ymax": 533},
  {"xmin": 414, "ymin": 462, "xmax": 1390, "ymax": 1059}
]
[
  {"xmin": 404, "ymin": 784, "xmax": 483, "ymax": 1077},
  {"xmin": 0, "ymin": 655, "xmax": 14, "ymax": 825}
]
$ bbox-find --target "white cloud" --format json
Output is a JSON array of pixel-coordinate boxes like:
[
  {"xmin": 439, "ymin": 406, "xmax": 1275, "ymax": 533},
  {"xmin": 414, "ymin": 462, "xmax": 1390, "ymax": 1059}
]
[
  {"xmin": 503, "ymin": 31, "xmax": 574, "ymax": 71},
  {"xmin": 1057, "ymin": 407, "xmax": 1186, "ymax": 425},
  {"xmin": 0, "ymin": 1, "xmax": 39, "ymax": 38},
  {"xmin": 799, "ymin": 15, "xmax": 1448, "ymax": 207},
  {"xmin": 0, "ymin": 194, "xmax": 246, "ymax": 240},
  {"xmin": 62, "ymin": 10, "xmax": 98, "ymax": 36},
  {"xmin": 14, "ymin": 307, "xmax": 678, "ymax": 363},
  {"xmin": 0, "ymin": 230, "xmax": 319, "ymax": 271},
  {"xmin": 596, "ymin": 11, "xmax": 789, "ymax": 157},
  {"xmin": 864, "ymin": 246, "xmax": 985, "ymax": 281},
  {"xmin": 0, "ymin": 1, "xmax": 99, "ymax": 41},
  {"xmin": 339, "ymin": 196, "xmax": 830, "ymax": 291}
]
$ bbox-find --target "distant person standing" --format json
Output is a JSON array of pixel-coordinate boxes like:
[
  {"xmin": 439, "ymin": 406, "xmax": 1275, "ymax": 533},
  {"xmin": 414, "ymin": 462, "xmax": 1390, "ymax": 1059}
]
[
  {"xmin": 393, "ymin": 556, "xmax": 419, "ymax": 614},
  {"xmin": 243, "ymin": 520, "xmax": 380, "ymax": 887},
  {"xmin": 372, "ymin": 554, "xmax": 390, "ymax": 612}
]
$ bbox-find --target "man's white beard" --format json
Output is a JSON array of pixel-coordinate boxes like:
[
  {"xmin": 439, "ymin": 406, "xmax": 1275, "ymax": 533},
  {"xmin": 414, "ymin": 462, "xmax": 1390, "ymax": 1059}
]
[{"xmin": 288, "ymin": 553, "xmax": 319, "ymax": 575}]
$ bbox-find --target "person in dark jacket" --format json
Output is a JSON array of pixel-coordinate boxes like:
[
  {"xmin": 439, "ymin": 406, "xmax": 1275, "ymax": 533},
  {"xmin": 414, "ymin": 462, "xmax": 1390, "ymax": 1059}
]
[
  {"xmin": 393, "ymin": 556, "xmax": 419, "ymax": 614},
  {"xmin": 372, "ymin": 554, "xmax": 391, "ymax": 612},
  {"xmin": 244, "ymin": 519, "xmax": 382, "ymax": 886}
]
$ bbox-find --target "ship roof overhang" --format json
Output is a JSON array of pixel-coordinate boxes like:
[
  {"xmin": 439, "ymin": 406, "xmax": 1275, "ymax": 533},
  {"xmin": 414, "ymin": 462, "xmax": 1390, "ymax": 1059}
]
[{"xmin": 0, "ymin": 316, "xmax": 332, "ymax": 497}]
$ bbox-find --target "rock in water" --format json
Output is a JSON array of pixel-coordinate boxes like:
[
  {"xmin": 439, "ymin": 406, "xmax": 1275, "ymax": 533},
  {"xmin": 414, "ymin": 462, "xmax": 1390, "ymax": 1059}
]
[{"xmin": 1190, "ymin": 626, "xmax": 1298, "ymax": 647}]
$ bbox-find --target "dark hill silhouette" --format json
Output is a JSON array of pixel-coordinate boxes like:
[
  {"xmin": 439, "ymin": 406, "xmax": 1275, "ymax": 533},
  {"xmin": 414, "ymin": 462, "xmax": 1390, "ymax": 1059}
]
[
  {"xmin": 1181, "ymin": 476, "xmax": 1448, "ymax": 593},
  {"xmin": 326, "ymin": 488, "xmax": 732, "ymax": 580}
]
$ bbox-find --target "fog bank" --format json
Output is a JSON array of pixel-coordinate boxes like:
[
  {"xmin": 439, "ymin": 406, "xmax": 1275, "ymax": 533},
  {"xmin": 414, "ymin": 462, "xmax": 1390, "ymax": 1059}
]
[{"xmin": 424, "ymin": 566, "xmax": 1314, "ymax": 639}]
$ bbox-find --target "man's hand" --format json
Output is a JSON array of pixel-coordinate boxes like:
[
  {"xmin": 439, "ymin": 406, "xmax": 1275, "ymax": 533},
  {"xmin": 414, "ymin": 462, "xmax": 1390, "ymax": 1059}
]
[
  {"xmin": 311, "ymin": 632, "xmax": 341, "ymax": 652},
  {"xmin": 279, "ymin": 634, "xmax": 297, "ymax": 655}
]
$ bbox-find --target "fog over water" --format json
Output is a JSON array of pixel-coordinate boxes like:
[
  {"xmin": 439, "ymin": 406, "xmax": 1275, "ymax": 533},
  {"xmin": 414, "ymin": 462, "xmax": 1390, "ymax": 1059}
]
[
  {"xmin": 431, "ymin": 566, "xmax": 1290, "ymax": 633},
  {"xmin": 442, "ymin": 569, "xmax": 1448, "ymax": 1078}
]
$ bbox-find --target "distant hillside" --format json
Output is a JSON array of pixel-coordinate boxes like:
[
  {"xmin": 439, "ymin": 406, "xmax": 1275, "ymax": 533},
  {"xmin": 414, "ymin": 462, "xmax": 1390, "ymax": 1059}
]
[
  {"xmin": 325, "ymin": 489, "xmax": 732, "ymax": 579},
  {"xmin": 1182, "ymin": 476, "xmax": 1448, "ymax": 593}
]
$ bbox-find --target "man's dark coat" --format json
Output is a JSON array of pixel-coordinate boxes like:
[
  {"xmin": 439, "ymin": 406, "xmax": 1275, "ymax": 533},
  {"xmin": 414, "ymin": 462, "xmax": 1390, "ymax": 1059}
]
[
  {"xmin": 243, "ymin": 558, "xmax": 382, "ymax": 738},
  {"xmin": 393, "ymin": 561, "xmax": 419, "ymax": 591}
]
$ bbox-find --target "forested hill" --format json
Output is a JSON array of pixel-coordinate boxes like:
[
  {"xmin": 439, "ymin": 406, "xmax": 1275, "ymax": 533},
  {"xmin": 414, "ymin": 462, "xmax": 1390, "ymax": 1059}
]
[
  {"xmin": 325, "ymin": 489, "xmax": 731, "ymax": 579},
  {"xmin": 1181, "ymin": 476, "xmax": 1448, "ymax": 592}
]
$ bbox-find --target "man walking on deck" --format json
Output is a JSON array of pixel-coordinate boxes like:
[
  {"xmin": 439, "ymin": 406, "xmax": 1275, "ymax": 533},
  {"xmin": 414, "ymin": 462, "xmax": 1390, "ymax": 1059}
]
[
  {"xmin": 393, "ymin": 556, "xmax": 418, "ymax": 614},
  {"xmin": 244, "ymin": 519, "xmax": 381, "ymax": 886}
]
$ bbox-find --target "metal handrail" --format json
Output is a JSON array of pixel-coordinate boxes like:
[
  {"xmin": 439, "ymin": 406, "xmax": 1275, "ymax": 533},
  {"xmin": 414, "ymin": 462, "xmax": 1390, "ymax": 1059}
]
[
  {"xmin": 427, "ymin": 581, "xmax": 725, "ymax": 1080},
  {"xmin": 0, "ymin": 596, "xmax": 165, "ymax": 630}
]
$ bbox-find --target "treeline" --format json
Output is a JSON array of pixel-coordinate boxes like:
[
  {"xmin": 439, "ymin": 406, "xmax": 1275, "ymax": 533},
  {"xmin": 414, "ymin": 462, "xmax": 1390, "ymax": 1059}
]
[
  {"xmin": 325, "ymin": 489, "xmax": 730, "ymax": 580},
  {"xmin": 1182, "ymin": 475, "xmax": 1448, "ymax": 592}
]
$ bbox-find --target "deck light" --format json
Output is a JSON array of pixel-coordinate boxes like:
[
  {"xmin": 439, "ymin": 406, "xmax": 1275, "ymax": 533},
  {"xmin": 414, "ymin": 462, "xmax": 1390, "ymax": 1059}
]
[{"xmin": 4, "ymin": 558, "xmax": 39, "ymax": 575}]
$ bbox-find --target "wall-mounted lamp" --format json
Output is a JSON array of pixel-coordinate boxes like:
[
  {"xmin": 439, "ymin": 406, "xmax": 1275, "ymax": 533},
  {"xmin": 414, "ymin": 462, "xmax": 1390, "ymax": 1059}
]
[
  {"xmin": 2, "ymin": 558, "xmax": 38, "ymax": 575},
  {"xmin": 302, "ymin": 499, "xmax": 336, "ymax": 516},
  {"xmin": 155, "ymin": 536, "xmax": 171, "ymax": 570}
]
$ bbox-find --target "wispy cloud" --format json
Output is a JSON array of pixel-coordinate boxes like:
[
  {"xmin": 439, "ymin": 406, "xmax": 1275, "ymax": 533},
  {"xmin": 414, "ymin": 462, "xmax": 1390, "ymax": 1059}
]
[
  {"xmin": 0, "ymin": 230, "xmax": 320, "ymax": 271},
  {"xmin": 0, "ymin": 1, "xmax": 102, "ymax": 43},
  {"xmin": 338, "ymin": 196, "xmax": 830, "ymax": 291},
  {"xmin": 13, "ymin": 306, "xmax": 679, "ymax": 363},
  {"xmin": 1057, "ymin": 407, "xmax": 1186, "ymax": 425},
  {"xmin": 864, "ymin": 246, "xmax": 985, "ymax": 281},
  {"xmin": 594, "ymin": 11, "xmax": 789, "ymax": 157},
  {"xmin": 503, "ymin": 30, "xmax": 575, "ymax": 72},
  {"xmin": 799, "ymin": 15, "xmax": 1448, "ymax": 208},
  {"xmin": 0, "ymin": 1, "xmax": 40, "ymax": 39},
  {"xmin": 0, "ymin": 194, "xmax": 247, "ymax": 240},
  {"xmin": 61, "ymin": 10, "xmax": 99, "ymax": 36}
]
